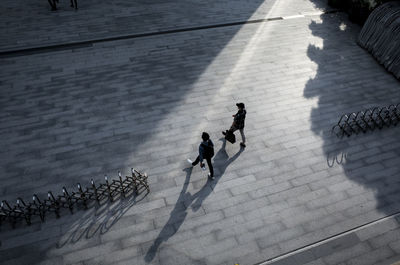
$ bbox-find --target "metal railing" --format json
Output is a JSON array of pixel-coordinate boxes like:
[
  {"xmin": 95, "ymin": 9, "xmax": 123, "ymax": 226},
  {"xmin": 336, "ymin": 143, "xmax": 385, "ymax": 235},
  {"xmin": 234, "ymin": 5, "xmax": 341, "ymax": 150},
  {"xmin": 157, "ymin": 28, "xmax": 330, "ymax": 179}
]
[
  {"xmin": 358, "ymin": 1, "xmax": 400, "ymax": 79},
  {"xmin": 332, "ymin": 104, "xmax": 400, "ymax": 138},
  {"xmin": 0, "ymin": 168, "xmax": 149, "ymax": 227}
]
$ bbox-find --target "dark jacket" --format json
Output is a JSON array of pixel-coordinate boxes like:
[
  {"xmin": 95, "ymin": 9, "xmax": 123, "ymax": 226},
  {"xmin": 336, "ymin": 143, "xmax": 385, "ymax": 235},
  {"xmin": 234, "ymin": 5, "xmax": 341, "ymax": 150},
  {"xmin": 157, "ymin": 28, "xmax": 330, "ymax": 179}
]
[
  {"xmin": 233, "ymin": 109, "xmax": 246, "ymax": 129},
  {"xmin": 199, "ymin": 139, "xmax": 214, "ymax": 163}
]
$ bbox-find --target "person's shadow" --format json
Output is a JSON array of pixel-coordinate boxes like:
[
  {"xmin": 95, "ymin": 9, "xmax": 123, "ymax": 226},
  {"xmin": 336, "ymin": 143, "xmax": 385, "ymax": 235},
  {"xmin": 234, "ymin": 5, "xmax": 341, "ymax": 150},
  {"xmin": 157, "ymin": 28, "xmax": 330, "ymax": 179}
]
[
  {"xmin": 191, "ymin": 138, "xmax": 244, "ymax": 211},
  {"xmin": 144, "ymin": 166, "xmax": 193, "ymax": 262},
  {"xmin": 144, "ymin": 138, "xmax": 243, "ymax": 262}
]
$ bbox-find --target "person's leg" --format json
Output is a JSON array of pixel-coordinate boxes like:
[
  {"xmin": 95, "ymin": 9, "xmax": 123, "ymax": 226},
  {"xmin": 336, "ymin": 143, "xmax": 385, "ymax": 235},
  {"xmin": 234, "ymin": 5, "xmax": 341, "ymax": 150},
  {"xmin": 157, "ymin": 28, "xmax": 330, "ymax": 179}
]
[
  {"xmin": 240, "ymin": 128, "xmax": 246, "ymax": 143},
  {"xmin": 206, "ymin": 157, "xmax": 214, "ymax": 178},
  {"xmin": 239, "ymin": 128, "xmax": 246, "ymax": 147},
  {"xmin": 48, "ymin": 0, "xmax": 56, "ymax": 10},
  {"xmin": 192, "ymin": 156, "xmax": 200, "ymax": 166}
]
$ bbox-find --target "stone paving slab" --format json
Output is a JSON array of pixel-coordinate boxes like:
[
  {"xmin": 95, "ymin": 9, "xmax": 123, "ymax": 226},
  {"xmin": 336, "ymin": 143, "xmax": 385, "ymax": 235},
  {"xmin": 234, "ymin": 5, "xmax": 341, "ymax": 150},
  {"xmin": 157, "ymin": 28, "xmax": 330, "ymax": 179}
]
[
  {"xmin": 262, "ymin": 214, "xmax": 400, "ymax": 265},
  {"xmin": 0, "ymin": 0, "xmax": 329, "ymax": 53},
  {"xmin": 1, "ymin": 0, "xmax": 400, "ymax": 264}
]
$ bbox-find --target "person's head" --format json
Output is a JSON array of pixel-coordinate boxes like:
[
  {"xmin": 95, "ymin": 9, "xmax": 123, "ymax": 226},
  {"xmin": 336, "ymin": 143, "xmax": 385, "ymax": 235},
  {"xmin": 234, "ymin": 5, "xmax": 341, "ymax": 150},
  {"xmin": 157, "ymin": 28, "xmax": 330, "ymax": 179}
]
[
  {"xmin": 202, "ymin": 132, "xmax": 210, "ymax": 141},
  {"xmin": 236, "ymin": 102, "xmax": 245, "ymax": 110}
]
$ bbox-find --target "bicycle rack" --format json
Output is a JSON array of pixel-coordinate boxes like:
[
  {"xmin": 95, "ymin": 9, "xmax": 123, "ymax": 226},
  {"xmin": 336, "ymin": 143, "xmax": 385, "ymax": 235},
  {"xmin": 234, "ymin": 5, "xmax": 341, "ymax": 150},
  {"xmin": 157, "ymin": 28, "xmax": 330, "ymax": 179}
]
[
  {"xmin": 0, "ymin": 168, "xmax": 149, "ymax": 227},
  {"xmin": 332, "ymin": 104, "xmax": 400, "ymax": 138}
]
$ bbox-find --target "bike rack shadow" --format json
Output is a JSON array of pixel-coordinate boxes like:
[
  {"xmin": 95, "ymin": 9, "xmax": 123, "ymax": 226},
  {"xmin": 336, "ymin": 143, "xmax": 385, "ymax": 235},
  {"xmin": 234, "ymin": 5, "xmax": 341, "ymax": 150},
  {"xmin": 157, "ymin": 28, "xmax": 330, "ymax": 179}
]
[
  {"xmin": 56, "ymin": 190, "xmax": 147, "ymax": 247},
  {"xmin": 327, "ymin": 150, "xmax": 348, "ymax": 167}
]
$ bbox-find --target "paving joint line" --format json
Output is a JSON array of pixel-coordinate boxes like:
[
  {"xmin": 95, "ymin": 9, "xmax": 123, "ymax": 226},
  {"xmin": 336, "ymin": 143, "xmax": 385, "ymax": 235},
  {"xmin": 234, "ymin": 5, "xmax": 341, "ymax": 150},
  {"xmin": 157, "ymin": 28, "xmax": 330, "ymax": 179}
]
[
  {"xmin": 0, "ymin": 9, "xmax": 339, "ymax": 58},
  {"xmin": 258, "ymin": 211, "xmax": 400, "ymax": 265}
]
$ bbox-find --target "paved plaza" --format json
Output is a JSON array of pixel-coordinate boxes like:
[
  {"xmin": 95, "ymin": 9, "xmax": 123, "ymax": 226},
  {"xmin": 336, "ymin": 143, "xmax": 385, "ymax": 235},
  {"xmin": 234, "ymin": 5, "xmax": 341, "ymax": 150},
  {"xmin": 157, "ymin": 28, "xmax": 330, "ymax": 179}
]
[{"xmin": 1, "ymin": 0, "xmax": 400, "ymax": 264}]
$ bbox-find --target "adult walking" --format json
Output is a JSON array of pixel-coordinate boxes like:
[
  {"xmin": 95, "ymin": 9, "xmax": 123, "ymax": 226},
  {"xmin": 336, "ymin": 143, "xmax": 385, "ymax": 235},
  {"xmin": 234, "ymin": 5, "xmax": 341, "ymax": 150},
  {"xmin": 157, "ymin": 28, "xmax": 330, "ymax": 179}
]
[
  {"xmin": 187, "ymin": 132, "xmax": 214, "ymax": 179},
  {"xmin": 223, "ymin": 102, "xmax": 246, "ymax": 147}
]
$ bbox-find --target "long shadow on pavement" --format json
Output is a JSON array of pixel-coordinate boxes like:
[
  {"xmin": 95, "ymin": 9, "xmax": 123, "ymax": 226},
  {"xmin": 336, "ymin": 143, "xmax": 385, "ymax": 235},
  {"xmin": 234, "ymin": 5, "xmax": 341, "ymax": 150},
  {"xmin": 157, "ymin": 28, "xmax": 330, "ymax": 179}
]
[
  {"xmin": 191, "ymin": 138, "xmax": 244, "ymax": 212},
  {"xmin": 0, "ymin": 2, "xmax": 271, "ymax": 262},
  {"xmin": 144, "ymin": 139, "xmax": 243, "ymax": 263}
]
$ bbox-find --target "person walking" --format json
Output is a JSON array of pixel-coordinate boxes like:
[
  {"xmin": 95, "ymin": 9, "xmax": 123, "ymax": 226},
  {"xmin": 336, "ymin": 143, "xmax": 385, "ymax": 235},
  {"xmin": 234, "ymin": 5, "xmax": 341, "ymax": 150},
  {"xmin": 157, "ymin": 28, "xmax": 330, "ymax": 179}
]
[
  {"xmin": 223, "ymin": 102, "xmax": 246, "ymax": 147},
  {"xmin": 187, "ymin": 132, "xmax": 214, "ymax": 179}
]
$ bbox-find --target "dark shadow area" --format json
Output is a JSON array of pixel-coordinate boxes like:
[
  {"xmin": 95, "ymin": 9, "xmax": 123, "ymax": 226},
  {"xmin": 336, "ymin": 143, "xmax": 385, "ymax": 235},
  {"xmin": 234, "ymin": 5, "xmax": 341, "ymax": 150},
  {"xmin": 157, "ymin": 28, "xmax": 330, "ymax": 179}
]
[
  {"xmin": 0, "ymin": 0, "xmax": 275, "ymax": 201},
  {"xmin": 144, "ymin": 140, "xmax": 243, "ymax": 263},
  {"xmin": 305, "ymin": 0, "xmax": 400, "ymax": 221},
  {"xmin": 0, "ymin": 1, "xmax": 274, "ymax": 263},
  {"xmin": 0, "ymin": 0, "xmax": 278, "ymax": 51}
]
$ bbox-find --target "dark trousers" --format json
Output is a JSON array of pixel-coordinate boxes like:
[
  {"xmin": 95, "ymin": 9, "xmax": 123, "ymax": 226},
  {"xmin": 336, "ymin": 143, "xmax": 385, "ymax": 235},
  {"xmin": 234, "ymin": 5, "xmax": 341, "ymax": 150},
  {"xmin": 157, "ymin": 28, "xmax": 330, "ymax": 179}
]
[
  {"xmin": 70, "ymin": 0, "xmax": 77, "ymax": 9},
  {"xmin": 192, "ymin": 156, "xmax": 214, "ymax": 178},
  {"xmin": 229, "ymin": 126, "xmax": 246, "ymax": 143},
  {"xmin": 48, "ymin": 0, "xmax": 57, "ymax": 10}
]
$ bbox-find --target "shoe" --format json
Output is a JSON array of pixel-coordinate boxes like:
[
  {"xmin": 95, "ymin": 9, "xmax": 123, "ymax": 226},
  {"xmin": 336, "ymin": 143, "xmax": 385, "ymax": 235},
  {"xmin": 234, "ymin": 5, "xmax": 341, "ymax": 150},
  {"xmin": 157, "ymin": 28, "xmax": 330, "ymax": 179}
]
[
  {"xmin": 208, "ymin": 173, "xmax": 214, "ymax": 179},
  {"xmin": 240, "ymin": 142, "xmax": 246, "ymax": 148},
  {"xmin": 222, "ymin": 130, "xmax": 227, "ymax": 136},
  {"xmin": 187, "ymin": 159, "xmax": 193, "ymax": 166}
]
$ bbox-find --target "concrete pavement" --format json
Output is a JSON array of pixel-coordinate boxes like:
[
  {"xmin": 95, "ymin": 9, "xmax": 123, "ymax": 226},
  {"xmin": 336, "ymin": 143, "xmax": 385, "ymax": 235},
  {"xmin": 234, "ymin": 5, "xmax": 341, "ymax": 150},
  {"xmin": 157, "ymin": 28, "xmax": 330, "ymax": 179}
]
[{"xmin": 1, "ymin": 0, "xmax": 400, "ymax": 264}]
